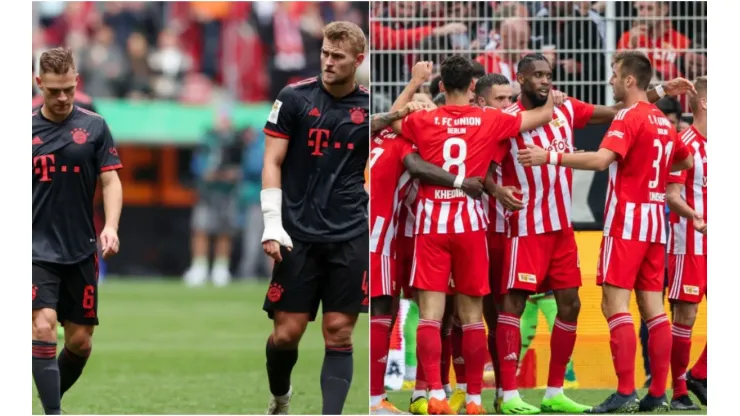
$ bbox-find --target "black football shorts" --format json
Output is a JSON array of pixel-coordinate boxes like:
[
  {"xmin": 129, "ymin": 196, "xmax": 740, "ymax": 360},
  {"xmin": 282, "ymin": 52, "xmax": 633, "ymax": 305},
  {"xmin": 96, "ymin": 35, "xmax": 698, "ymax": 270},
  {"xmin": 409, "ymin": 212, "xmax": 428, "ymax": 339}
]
[
  {"xmin": 32, "ymin": 254, "xmax": 100, "ymax": 326},
  {"xmin": 263, "ymin": 230, "xmax": 369, "ymax": 321}
]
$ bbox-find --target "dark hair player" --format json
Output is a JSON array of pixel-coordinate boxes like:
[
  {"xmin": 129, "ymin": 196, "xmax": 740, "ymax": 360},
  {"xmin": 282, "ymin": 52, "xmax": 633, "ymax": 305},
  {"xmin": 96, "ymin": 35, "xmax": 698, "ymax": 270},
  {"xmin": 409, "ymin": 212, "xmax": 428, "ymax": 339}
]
[
  {"xmin": 32, "ymin": 47, "xmax": 123, "ymax": 415},
  {"xmin": 260, "ymin": 21, "xmax": 369, "ymax": 415}
]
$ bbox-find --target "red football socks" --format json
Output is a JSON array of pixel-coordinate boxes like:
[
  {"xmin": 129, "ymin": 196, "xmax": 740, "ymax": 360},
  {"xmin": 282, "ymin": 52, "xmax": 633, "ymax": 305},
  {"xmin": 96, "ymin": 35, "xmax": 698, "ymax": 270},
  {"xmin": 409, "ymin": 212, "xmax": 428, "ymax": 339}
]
[
  {"xmin": 441, "ymin": 328, "xmax": 452, "ymax": 386},
  {"xmin": 548, "ymin": 318, "xmax": 577, "ymax": 388},
  {"xmin": 495, "ymin": 313, "xmax": 521, "ymax": 391},
  {"xmin": 451, "ymin": 321, "xmax": 466, "ymax": 384},
  {"xmin": 370, "ymin": 315, "xmax": 392, "ymax": 397},
  {"xmin": 690, "ymin": 344, "xmax": 707, "ymax": 379},
  {"xmin": 418, "ymin": 319, "xmax": 443, "ymax": 390},
  {"xmin": 607, "ymin": 313, "xmax": 637, "ymax": 395},
  {"xmin": 462, "ymin": 322, "xmax": 487, "ymax": 395},
  {"xmin": 670, "ymin": 322, "xmax": 692, "ymax": 398},
  {"xmin": 646, "ymin": 314, "xmax": 671, "ymax": 397}
]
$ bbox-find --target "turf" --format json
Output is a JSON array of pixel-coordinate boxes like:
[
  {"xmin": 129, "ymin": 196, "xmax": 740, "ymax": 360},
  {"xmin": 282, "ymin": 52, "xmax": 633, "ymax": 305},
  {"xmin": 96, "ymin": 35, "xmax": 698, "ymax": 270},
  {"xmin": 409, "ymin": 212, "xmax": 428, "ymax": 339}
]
[
  {"xmin": 386, "ymin": 389, "xmax": 707, "ymax": 414},
  {"xmin": 32, "ymin": 279, "xmax": 369, "ymax": 415}
]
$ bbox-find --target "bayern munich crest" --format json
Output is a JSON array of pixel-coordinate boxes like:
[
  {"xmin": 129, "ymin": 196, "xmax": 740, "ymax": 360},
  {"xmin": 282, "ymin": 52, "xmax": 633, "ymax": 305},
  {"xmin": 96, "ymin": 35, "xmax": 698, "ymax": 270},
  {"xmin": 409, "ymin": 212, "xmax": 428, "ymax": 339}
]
[
  {"xmin": 349, "ymin": 107, "xmax": 366, "ymax": 124},
  {"xmin": 71, "ymin": 128, "xmax": 90, "ymax": 144}
]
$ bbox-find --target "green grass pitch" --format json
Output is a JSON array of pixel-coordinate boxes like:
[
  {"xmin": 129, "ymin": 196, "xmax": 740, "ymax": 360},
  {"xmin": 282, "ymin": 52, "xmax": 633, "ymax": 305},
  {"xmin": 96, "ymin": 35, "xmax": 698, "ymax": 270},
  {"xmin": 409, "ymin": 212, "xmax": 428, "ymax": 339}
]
[{"xmin": 32, "ymin": 279, "xmax": 369, "ymax": 415}]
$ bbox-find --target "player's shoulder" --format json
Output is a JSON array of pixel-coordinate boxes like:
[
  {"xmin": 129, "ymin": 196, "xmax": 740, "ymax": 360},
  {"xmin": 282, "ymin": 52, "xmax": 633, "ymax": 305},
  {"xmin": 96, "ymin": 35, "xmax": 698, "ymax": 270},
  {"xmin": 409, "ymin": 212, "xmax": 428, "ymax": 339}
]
[
  {"xmin": 356, "ymin": 84, "xmax": 369, "ymax": 96},
  {"xmin": 75, "ymin": 106, "xmax": 106, "ymax": 125},
  {"xmin": 279, "ymin": 77, "xmax": 320, "ymax": 99},
  {"xmin": 613, "ymin": 103, "xmax": 641, "ymax": 122},
  {"xmin": 502, "ymin": 103, "xmax": 521, "ymax": 115},
  {"xmin": 678, "ymin": 126, "xmax": 699, "ymax": 145}
]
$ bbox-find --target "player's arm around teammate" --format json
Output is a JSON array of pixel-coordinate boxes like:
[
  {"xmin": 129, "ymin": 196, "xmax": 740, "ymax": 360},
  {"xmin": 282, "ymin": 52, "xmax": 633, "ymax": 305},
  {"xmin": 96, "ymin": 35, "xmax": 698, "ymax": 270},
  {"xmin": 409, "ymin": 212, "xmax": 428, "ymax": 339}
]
[{"xmin": 587, "ymin": 77, "xmax": 697, "ymax": 125}]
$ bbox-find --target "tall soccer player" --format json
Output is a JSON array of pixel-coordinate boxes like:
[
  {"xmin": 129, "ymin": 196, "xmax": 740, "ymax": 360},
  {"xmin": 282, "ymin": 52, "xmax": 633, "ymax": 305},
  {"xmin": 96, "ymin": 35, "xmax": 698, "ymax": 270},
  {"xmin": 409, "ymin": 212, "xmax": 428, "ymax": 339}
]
[
  {"xmin": 392, "ymin": 55, "xmax": 554, "ymax": 415},
  {"xmin": 488, "ymin": 54, "xmax": 694, "ymax": 415},
  {"xmin": 369, "ymin": 62, "xmax": 484, "ymax": 415},
  {"xmin": 518, "ymin": 51, "xmax": 694, "ymax": 413},
  {"xmin": 666, "ymin": 76, "xmax": 707, "ymax": 410},
  {"xmin": 32, "ymin": 48, "xmax": 123, "ymax": 415},
  {"xmin": 260, "ymin": 22, "xmax": 368, "ymax": 415}
]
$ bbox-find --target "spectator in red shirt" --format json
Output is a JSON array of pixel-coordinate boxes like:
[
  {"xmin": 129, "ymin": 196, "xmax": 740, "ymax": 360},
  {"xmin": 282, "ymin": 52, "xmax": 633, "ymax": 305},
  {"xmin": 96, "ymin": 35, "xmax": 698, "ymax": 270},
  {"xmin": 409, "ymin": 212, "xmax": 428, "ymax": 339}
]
[{"xmin": 617, "ymin": 1, "xmax": 705, "ymax": 81}]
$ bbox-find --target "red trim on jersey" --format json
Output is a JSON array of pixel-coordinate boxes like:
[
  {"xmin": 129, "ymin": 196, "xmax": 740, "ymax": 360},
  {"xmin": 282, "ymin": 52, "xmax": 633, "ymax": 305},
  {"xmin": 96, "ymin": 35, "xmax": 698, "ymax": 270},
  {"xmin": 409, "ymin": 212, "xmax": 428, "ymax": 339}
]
[
  {"xmin": 263, "ymin": 128, "xmax": 289, "ymax": 139},
  {"xmin": 100, "ymin": 164, "xmax": 123, "ymax": 172},
  {"xmin": 288, "ymin": 77, "xmax": 319, "ymax": 87},
  {"xmin": 77, "ymin": 107, "xmax": 103, "ymax": 118}
]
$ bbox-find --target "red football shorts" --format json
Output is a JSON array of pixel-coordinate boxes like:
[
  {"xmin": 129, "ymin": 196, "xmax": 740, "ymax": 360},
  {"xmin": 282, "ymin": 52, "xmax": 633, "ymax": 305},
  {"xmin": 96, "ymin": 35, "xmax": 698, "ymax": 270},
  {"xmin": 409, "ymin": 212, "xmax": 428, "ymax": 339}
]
[
  {"xmin": 487, "ymin": 230, "xmax": 507, "ymax": 302},
  {"xmin": 410, "ymin": 230, "xmax": 490, "ymax": 297},
  {"xmin": 667, "ymin": 254, "xmax": 707, "ymax": 303},
  {"xmin": 597, "ymin": 236, "xmax": 665, "ymax": 291},
  {"xmin": 395, "ymin": 235, "xmax": 415, "ymax": 299},
  {"xmin": 502, "ymin": 228, "xmax": 581, "ymax": 295},
  {"xmin": 370, "ymin": 252, "xmax": 399, "ymax": 298}
]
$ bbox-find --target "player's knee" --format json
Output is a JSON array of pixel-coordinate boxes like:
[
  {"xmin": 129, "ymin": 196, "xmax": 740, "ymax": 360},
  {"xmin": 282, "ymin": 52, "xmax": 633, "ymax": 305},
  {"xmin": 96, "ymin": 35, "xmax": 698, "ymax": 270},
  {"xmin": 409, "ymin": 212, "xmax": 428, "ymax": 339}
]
[
  {"xmin": 370, "ymin": 296, "xmax": 393, "ymax": 316},
  {"xmin": 502, "ymin": 291, "xmax": 527, "ymax": 315},
  {"xmin": 323, "ymin": 321, "xmax": 354, "ymax": 347},
  {"xmin": 32, "ymin": 309, "xmax": 57, "ymax": 342},
  {"xmin": 557, "ymin": 292, "xmax": 581, "ymax": 321},
  {"xmin": 66, "ymin": 328, "xmax": 94, "ymax": 355},
  {"xmin": 672, "ymin": 302, "xmax": 698, "ymax": 327},
  {"xmin": 272, "ymin": 325, "xmax": 303, "ymax": 349}
]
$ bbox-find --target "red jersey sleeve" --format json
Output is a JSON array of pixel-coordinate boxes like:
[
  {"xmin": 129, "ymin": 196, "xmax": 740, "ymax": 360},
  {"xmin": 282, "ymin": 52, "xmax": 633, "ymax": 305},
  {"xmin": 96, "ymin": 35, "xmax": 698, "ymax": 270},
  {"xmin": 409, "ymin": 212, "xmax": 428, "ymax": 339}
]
[
  {"xmin": 491, "ymin": 140, "xmax": 511, "ymax": 165},
  {"xmin": 616, "ymin": 31, "xmax": 631, "ymax": 50},
  {"xmin": 398, "ymin": 138, "xmax": 416, "ymax": 160},
  {"xmin": 600, "ymin": 110, "xmax": 637, "ymax": 159},
  {"xmin": 671, "ymin": 131, "xmax": 691, "ymax": 165},
  {"xmin": 401, "ymin": 111, "xmax": 424, "ymax": 145},
  {"xmin": 486, "ymin": 108, "xmax": 522, "ymax": 141},
  {"xmin": 668, "ymin": 169, "xmax": 688, "ymax": 185},
  {"xmin": 568, "ymin": 98, "xmax": 595, "ymax": 129}
]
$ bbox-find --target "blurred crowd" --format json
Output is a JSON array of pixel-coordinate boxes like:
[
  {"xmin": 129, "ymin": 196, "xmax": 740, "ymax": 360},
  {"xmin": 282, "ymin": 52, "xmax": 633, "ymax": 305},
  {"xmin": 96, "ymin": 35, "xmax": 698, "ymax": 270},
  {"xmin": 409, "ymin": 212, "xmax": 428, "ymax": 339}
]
[
  {"xmin": 32, "ymin": 1, "xmax": 369, "ymax": 103},
  {"xmin": 371, "ymin": 0, "xmax": 707, "ymax": 112}
]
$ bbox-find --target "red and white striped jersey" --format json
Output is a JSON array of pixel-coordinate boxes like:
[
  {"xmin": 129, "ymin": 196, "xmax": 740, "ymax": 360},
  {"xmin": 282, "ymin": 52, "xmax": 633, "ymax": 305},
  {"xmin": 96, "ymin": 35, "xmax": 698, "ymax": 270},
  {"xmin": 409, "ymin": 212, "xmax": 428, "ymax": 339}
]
[
  {"xmin": 396, "ymin": 180, "xmax": 419, "ymax": 239},
  {"xmin": 483, "ymin": 164, "xmax": 506, "ymax": 233},
  {"xmin": 668, "ymin": 126, "xmax": 707, "ymax": 255},
  {"xmin": 498, "ymin": 99, "xmax": 595, "ymax": 237},
  {"xmin": 369, "ymin": 128, "xmax": 415, "ymax": 257},
  {"xmin": 600, "ymin": 102, "xmax": 691, "ymax": 243},
  {"xmin": 401, "ymin": 105, "xmax": 522, "ymax": 235}
]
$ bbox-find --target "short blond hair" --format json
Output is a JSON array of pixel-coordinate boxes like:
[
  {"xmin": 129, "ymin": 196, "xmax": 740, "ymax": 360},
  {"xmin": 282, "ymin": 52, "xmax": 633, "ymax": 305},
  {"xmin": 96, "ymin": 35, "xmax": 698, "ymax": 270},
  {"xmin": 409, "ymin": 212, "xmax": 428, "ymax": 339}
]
[
  {"xmin": 690, "ymin": 76, "xmax": 707, "ymax": 113},
  {"xmin": 39, "ymin": 47, "xmax": 76, "ymax": 75},
  {"xmin": 323, "ymin": 21, "xmax": 366, "ymax": 56}
]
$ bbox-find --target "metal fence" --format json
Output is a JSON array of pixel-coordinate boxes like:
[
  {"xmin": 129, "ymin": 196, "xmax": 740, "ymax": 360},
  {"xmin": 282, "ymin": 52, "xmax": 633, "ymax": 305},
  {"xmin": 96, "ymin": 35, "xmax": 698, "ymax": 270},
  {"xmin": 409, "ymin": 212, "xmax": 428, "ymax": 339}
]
[{"xmin": 370, "ymin": 1, "xmax": 707, "ymax": 115}]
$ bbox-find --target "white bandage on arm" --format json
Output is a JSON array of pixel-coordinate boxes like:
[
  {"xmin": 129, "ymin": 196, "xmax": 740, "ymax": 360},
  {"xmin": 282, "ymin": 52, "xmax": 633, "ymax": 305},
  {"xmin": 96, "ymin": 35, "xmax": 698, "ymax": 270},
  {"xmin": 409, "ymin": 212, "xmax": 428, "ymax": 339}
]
[{"xmin": 261, "ymin": 188, "xmax": 283, "ymax": 230}]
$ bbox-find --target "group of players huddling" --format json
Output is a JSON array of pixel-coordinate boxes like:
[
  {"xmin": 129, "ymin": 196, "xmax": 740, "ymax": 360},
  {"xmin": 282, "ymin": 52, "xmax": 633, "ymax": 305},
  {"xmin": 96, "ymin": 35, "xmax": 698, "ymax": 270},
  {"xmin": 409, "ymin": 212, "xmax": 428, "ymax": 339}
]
[{"xmin": 369, "ymin": 52, "xmax": 707, "ymax": 415}]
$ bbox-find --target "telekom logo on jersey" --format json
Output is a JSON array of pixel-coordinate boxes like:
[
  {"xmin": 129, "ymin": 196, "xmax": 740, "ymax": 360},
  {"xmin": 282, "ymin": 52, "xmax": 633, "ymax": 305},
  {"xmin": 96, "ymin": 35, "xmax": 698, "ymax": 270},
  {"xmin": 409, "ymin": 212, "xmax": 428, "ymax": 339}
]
[{"xmin": 33, "ymin": 154, "xmax": 81, "ymax": 182}]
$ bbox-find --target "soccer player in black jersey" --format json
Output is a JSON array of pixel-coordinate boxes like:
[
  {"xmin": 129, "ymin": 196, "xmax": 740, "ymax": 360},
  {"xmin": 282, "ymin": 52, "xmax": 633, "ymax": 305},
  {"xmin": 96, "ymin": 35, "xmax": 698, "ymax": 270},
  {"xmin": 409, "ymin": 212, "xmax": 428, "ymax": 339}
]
[
  {"xmin": 32, "ymin": 48, "xmax": 123, "ymax": 415},
  {"xmin": 261, "ymin": 21, "xmax": 369, "ymax": 415}
]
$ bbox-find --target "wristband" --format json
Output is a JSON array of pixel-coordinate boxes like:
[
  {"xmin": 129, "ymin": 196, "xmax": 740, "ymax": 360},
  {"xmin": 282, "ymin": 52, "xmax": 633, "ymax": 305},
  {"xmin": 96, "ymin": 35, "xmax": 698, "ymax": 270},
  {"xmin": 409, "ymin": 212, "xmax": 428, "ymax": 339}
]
[
  {"xmin": 453, "ymin": 175, "xmax": 464, "ymax": 189},
  {"xmin": 547, "ymin": 151, "xmax": 562, "ymax": 166},
  {"xmin": 655, "ymin": 84, "xmax": 666, "ymax": 98}
]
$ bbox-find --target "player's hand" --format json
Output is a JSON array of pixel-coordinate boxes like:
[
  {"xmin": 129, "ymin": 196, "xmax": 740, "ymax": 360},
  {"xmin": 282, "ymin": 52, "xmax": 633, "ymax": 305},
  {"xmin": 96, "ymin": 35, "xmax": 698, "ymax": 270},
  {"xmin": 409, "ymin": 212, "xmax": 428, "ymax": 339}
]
[
  {"xmin": 461, "ymin": 176, "xmax": 484, "ymax": 199},
  {"xmin": 663, "ymin": 77, "xmax": 697, "ymax": 97},
  {"xmin": 494, "ymin": 185, "xmax": 525, "ymax": 211},
  {"xmin": 692, "ymin": 212, "xmax": 707, "ymax": 235},
  {"xmin": 400, "ymin": 101, "xmax": 430, "ymax": 118},
  {"xmin": 628, "ymin": 24, "xmax": 648, "ymax": 48},
  {"xmin": 518, "ymin": 144, "xmax": 549, "ymax": 167},
  {"xmin": 432, "ymin": 23, "xmax": 467, "ymax": 37},
  {"xmin": 99, "ymin": 226, "xmax": 120, "ymax": 258},
  {"xmin": 552, "ymin": 90, "xmax": 568, "ymax": 106},
  {"xmin": 261, "ymin": 227, "xmax": 293, "ymax": 263},
  {"xmin": 411, "ymin": 61, "xmax": 434, "ymax": 83}
]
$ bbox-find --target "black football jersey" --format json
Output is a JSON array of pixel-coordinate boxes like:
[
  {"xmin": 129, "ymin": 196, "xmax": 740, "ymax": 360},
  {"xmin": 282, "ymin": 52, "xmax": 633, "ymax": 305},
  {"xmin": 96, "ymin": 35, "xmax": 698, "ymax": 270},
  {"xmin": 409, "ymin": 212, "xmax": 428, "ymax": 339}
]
[
  {"xmin": 32, "ymin": 106, "xmax": 122, "ymax": 264},
  {"xmin": 263, "ymin": 77, "xmax": 369, "ymax": 243}
]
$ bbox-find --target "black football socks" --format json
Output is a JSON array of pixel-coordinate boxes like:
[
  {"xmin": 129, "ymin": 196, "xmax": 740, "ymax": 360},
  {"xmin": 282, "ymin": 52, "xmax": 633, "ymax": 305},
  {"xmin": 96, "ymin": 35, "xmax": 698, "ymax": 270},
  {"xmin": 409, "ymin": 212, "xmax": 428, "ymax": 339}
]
[
  {"xmin": 266, "ymin": 335, "xmax": 299, "ymax": 397},
  {"xmin": 32, "ymin": 340, "xmax": 61, "ymax": 415},
  {"xmin": 58, "ymin": 346, "xmax": 91, "ymax": 398},
  {"xmin": 320, "ymin": 345, "xmax": 353, "ymax": 415}
]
